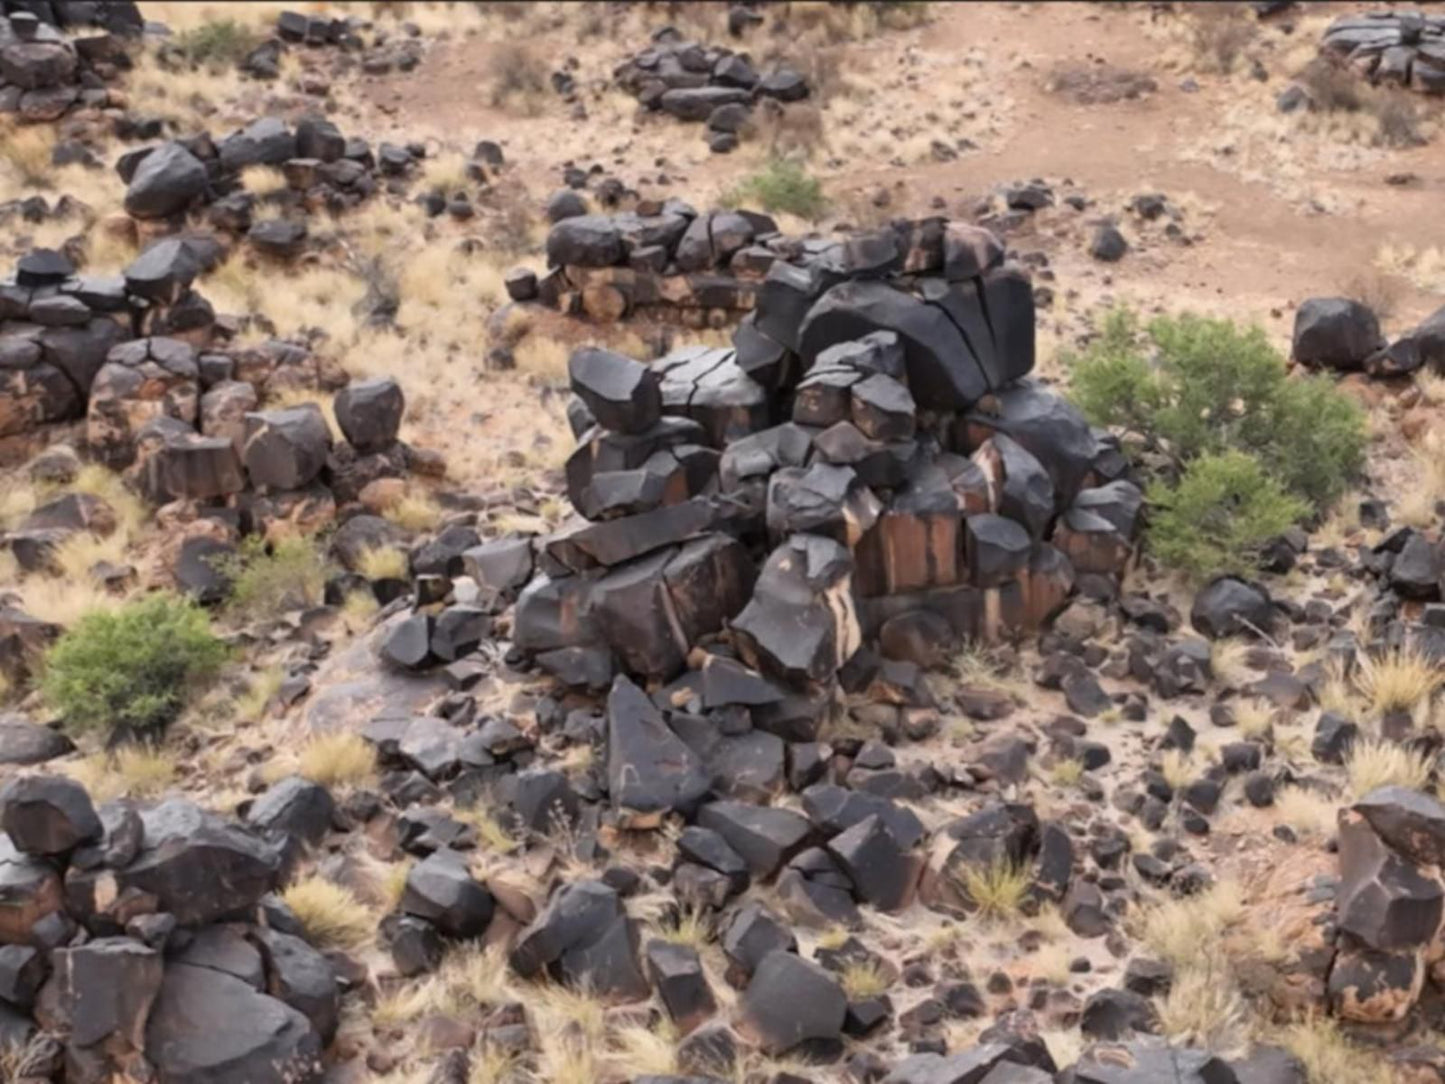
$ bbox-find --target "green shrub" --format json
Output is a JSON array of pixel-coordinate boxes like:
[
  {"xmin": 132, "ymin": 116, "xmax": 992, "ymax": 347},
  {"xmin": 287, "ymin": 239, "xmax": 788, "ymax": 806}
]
[
  {"xmin": 1147, "ymin": 451, "xmax": 1308, "ymax": 580},
  {"xmin": 175, "ymin": 20, "xmax": 261, "ymax": 69},
  {"xmin": 220, "ymin": 536, "xmax": 330, "ymax": 620},
  {"xmin": 722, "ymin": 158, "xmax": 829, "ymax": 221},
  {"xmin": 1067, "ymin": 309, "xmax": 1366, "ymax": 507},
  {"xmin": 41, "ymin": 593, "xmax": 228, "ymax": 738}
]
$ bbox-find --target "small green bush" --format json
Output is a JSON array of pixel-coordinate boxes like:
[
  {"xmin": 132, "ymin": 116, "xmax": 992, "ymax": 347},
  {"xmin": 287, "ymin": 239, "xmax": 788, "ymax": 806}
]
[
  {"xmin": 176, "ymin": 20, "xmax": 261, "ymax": 69},
  {"xmin": 1067, "ymin": 309, "xmax": 1366, "ymax": 507},
  {"xmin": 1147, "ymin": 451, "xmax": 1308, "ymax": 580},
  {"xmin": 722, "ymin": 158, "xmax": 829, "ymax": 221},
  {"xmin": 220, "ymin": 536, "xmax": 330, "ymax": 620},
  {"xmin": 41, "ymin": 593, "xmax": 228, "ymax": 738}
]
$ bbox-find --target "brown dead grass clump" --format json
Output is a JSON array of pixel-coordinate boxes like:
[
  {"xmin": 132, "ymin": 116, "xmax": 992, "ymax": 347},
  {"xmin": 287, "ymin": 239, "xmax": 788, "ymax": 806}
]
[
  {"xmin": 1183, "ymin": 2, "xmax": 1257, "ymax": 76},
  {"xmin": 1046, "ymin": 62, "xmax": 1158, "ymax": 105},
  {"xmin": 1295, "ymin": 58, "xmax": 1428, "ymax": 148},
  {"xmin": 486, "ymin": 47, "xmax": 550, "ymax": 116}
]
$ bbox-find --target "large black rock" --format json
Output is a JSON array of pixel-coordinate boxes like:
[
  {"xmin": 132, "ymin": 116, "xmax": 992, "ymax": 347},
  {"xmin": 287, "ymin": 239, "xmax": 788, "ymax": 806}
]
[
  {"xmin": 144, "ymin": 962, "xmax": 322, "ymax": 1084},
  {"xmin": 1293, "ymin": 297, "xmax": 1383, "ymax": 371},
  {"xmin": 123, "ymin": 142, "xmax": 209, "ymax": 219},
  {"xmin": 116, "ymin": 799, "xmax": 278, "ymax": 925},
  {"xmin": 606, "ymin": 675, "xmax": 711, "ymax": 826}
]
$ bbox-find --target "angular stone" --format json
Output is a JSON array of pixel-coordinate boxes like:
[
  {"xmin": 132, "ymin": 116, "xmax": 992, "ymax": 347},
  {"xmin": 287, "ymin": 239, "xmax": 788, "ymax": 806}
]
[
  {"xmin": 242, "ymin": 404, "xmax": 333, "ymax": 490},
  {"xmin": 1293, "ymin": 297, "xmax": 1383, "ymax": 371},
  {"xmin": 334, "ymin": 377, "xmax": 403, "ymax": 452},
  {"xmin": 116, "ymin": 799, "xmax": 279, "ymax": 926},
  {"xmin": 124, "ymin": 142, "xmax": 208, "ymax": 219},
  {"xmin": 740, "ymin": 951, "xmax": 845, "ymax": 1056},
  {"xmin": 401, "ymin": 850, "xmax": 494, "ymax": 938},
  {"xmin": 607, "ymin": 675, "xmax": 711, "ymax": 826},
  {"xmin": 732, "ymin": 534, "xmax": 861, "ymax": 684},
  {"xmin": 0, "ymin": 774, "xmax": 100, "ymax": 855},
  {"xmin": 144, "ymin": 962, "xmax": 322, "ymax": 1084},
  {"xmin": 697, "ymin": 800, "xmax": 811, "ymax": 878}
]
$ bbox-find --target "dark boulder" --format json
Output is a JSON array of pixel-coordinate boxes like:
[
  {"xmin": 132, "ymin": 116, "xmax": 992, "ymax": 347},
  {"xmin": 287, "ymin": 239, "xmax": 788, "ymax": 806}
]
[{"xmin": 1292, "ymin": 297, "xmax": 1383, "ymax": 371}]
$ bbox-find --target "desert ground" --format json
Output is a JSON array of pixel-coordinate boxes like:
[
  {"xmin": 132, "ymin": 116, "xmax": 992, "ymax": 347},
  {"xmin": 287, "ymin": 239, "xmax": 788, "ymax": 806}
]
[{"xmin": 4, "ymin": 2, "xmax": 1445, "ymax": 1083}]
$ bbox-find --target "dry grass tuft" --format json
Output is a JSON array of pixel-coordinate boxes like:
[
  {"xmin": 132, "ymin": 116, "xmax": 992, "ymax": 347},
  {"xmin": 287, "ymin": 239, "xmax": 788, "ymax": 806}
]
[
  {"xmin": 1155, "ymin": 952, "xmax": 1249, "ymax": 1055},
  {"xmin": 840, "ymin": 959, "xmax": 892, "ymax": 1000},
  {"xmin": 1046, "ymin": 758, "xmax": 1085, "ymax": 787},
  {"xmin": 1209, "ymin": 638, "xmax": 1252, "ymax": 688},
  {"xmin": 1185, "ymin": 3, "xmax": 1256, "ymax": 75},
  {"xmin": 1135, "ymin": 881, "xmax": 1244, "ymax": 969},
  {"xmin": 958, "ymin": 859, "xmax": 1031, "ymax": 920},
  {"xmin": 357, "ymin": 545, "xmax": 409, "ymax": 581},
  {"xmin": 234, "ymin": 664, "xmax": 285, "ymax": 723},
  {"xmin": 652, "ymin": 908, "xmax": 712, "ymax": 951},
  {"xmin": 1353, "ymin": 645, "xmax": 1444, "ymax": 716},
  {"xmin": 486, "ymin": 47, "xmax": 549, "ymax": 115},
  {"xmin": 296, "ymin": 731, "xmax": 377, "ymax": 788},
  {"xmin": 239, "ymin": 164, "xmax": 288, "ymax": 197},
  {"xmin": 0, "ymin": 124, "xmax": 55, "ymax": 190},
  {"xmin": 383, "ymin": 492, "xmax": 444, "ymax": 532},
  {"xmin": 281, "ymin": 876, "xmax": 375, "ymax": 949},
  {"xmin": 1274, "ymin": 784, "xmax": 1339, "ymax": 836},
  {"xmin": 66, "ymin": 745, "xmax": 177, "ymax": 802},
  {"xmin": 1159, "ymin": 749, "xmax": 1197, "ymax": 790},
  {"xmin": 513, "ymin": 334, "xmax": 571, "ymax": 386},
  {"xmin": 1231, "ymin": 698, "xmax": 1275, "ymax": 739},
  {"xmin": 1281, "ymin": 1014, "xmax": 1395, "ymax": 1084},
  {"xmin": 1345, "ymin": 738, "xmax": 1433, "ymax": 799},
  {"xmin": 955, "ymin": 641, "xmax": 1027, "ymax": 700}
]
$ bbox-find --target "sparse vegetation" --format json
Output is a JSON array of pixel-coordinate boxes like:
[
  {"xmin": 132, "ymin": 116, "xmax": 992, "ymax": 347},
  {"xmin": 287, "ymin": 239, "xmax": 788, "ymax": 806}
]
[
  {"xmin": 1184, "ymin": 3, "xmax": 1256, "ymax": 76},
  {"xmin": 281, "ymin": 876, "xmax": 375, "ymax": 948},
  {"xmin": 67, "ymin": 745, "xmax": 178, "ymax": 802},
  {"xmin": 357, "ymin": 545, "xmax": 410, "ymax": 581},
  {"xmin": 958, "ymin": 859, "xmax": 1031, "ymax": 920},
  {"xmin": 1069, "ymin": 309, "xmax": 1366, "ymax": 508},
  {"xmin": 840, "ymin": 959, "xmax": 892, "ymax": 999},
  {"xmin": 1070, "ymin": 309, "xmax": 1365, "ymax": 580},
  {"xmin": 383, "ymin": 492, "xmax": 444, "ymax": 532},
  {"xmin": 1148, "ymin": 450, "xmax": 1308, "ymax": 580},
  {"xmin": 485, "ymin": 47, "xmax": 549, "ymax": 115},
  {"xmin": 722, "ymin": 157, "xmax": 829, "ymax": 221},
  {"xmin": 1, "ymin": 124, "xmax": 55, "ymax": 188},
  {"xmin": 296, "ymin": 731, "xmax": 378, "ymax": 789},
  {"xmin": 174, "ymin": 18, "xmax": 263, "ymax": 69},
  {"xmin": 1345, "ymin": 738, "xmax": 1433, "ymax": 799},
  {"xmin": 1296, "ymin": 58, "xmax": 1428, "ymax": 148},
  {"xmin": 221, "ymin": 535, "xmax": 330, "ymax": 620},
  {"xmin": 42, "ymin": 593, "xmax": 228, "ymax": 739},
  {"xmin": 1282, "ymin": 1014, "xmax": 1395, "ymax": 1084},
  {"xmin": 1353, "ymin": 646, "xmax": 1444, "ymax": 717}
]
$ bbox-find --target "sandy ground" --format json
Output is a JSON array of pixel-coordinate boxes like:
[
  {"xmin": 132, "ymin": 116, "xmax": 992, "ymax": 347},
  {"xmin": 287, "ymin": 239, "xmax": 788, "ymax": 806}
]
[{"xmin": 344, "ymin": 1, "xmax": 1445, "ymax": 345}]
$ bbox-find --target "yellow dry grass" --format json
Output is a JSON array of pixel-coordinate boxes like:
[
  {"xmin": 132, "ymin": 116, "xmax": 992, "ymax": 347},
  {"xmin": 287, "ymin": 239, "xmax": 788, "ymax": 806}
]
[
  {"xmin": 1353, "ymin": 645, "xmax": 1444, "ymax": 716},
  {"xmin": 1345, "ymin": 738, "xmax": 1433, "ymax": 799},
  {"xmin": 958, "ymin": 859, "xmax": 1031, "ymax": 921},
  {"xmin": 281, "ymin": 876, "xmax": 375, "ymax": 949},
  {"xmin": 383, "ymin": 492, "xmax": 444, "ymax": 532},
  {"xmin": 66, "ymin": 745, "xmax": 177, "ymax": 802},
  {"xmin": 295, "ymin": 730, "xmax": 377, "ymax": 788},
  {"xmin": 356, "ymin": 546, "xmax": 409, "ymax": 581},
  {"xmin": 1274, "ymin": 784, "xmax": 1340, "ymax": 837},
  {"xmin": 1281, "ymin": 1014, "xmax": 1395, "ymax": 1084}
]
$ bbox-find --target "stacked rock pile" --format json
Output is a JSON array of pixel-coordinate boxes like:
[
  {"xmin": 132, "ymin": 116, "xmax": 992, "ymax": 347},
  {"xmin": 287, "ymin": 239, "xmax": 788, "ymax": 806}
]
[
  {"xmin": 516, "ymin": 202, "xmax": 849, "ymax": 325},
  {"xmin": 614, "ymin": 25, "xmax": 810, "ymax": 153},
  {"xmin": 117, "ymin": 112, "xmax": 426, "ymax": 250},
  {"xmin": 1321, "ymin": 11, "xmax": 1445, "ymax": 94},
  {"xmin": 241, "ymin": 8, "xmax": 425, "ymax": 81},
  {"xmin": 452, "ymin": 221, "xmax": 1142, "ymax": 714},
  {"xmin": 0, "ymin": 2, "xmax": 140, "ymax": 124},
  {"xmin": 0, "ymin": 772, "xmax": 340, "ymax": 1081}
]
